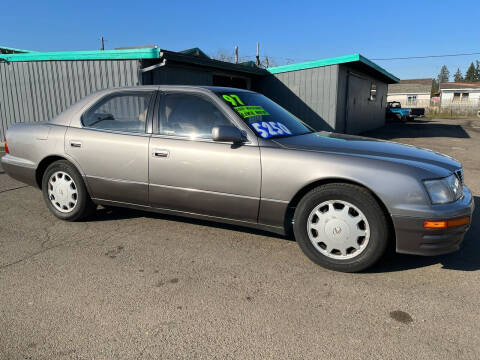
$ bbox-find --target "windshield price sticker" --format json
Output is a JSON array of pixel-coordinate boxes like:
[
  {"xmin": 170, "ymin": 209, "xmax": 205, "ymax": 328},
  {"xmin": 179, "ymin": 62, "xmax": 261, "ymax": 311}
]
[
  {"xmin": 234, "ymin": 105, "xmax": 270, "ymax": 118},
  {"xmin": 251, "ymin": 121, "xmax": 292, "ymax": 138},
  {"xmin": 222, "ymin": 94, "xmax": 245, "ymax": 106},
  {"xmin": 222, "ymin": 94, "xmax": 270, "ymax": 118}
]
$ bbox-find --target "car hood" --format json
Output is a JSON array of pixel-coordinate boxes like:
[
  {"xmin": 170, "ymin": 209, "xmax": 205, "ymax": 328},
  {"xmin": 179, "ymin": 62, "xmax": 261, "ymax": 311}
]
[{"xmin": 272, "ymin": 132, "xmax": 461, "ymax": 176}]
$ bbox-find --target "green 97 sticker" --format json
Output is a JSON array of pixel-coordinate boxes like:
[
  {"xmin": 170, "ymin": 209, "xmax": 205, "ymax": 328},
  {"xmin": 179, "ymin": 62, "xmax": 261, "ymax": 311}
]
[
  {"xmin": 222, "ymin": 94, "xmax": 244, "ymax": 106},
  {"xmin": 222, "ymin": 94, "xmax": 270, "ymax": 118}
]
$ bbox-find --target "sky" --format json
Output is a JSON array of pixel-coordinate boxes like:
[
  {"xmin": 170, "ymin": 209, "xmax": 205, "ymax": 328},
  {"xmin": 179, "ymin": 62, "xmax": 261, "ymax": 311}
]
[{"xmin": 1, "ymin": 0, "xmax": 479, "ymax": 81}]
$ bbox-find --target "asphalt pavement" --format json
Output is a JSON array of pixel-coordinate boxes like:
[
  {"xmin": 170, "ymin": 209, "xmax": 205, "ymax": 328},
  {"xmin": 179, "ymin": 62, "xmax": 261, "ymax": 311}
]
[{"xmin": 1, "ymin": 118, "xmax": 480, "ymax": 359}]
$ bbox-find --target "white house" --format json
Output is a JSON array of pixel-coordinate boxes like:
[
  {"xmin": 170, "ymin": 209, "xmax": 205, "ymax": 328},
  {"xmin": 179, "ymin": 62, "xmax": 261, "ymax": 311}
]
[
  {"xmin": 439, "ymin": 82, "xmax": 480, "ymax": 107},
  {"xmin": 387, "ymin": 78, "xmax": 432, "ymax": 108}
]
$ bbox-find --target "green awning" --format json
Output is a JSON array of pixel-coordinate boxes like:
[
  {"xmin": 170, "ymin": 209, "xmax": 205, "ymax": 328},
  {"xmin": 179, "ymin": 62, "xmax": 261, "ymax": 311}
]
[{"xmin": 0, "ymin": 48, "xmax": 161, "ymax": 62}]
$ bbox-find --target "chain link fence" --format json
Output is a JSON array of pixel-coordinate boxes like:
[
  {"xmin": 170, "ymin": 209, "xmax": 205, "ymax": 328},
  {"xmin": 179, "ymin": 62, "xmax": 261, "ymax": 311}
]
[{"xmin": 429, "ymin": 98, "xmax": 480, "ymax": 118}]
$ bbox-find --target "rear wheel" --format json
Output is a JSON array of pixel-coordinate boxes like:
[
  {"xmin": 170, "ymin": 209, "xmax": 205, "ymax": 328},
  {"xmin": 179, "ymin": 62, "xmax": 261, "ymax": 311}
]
[
  {"xmin": 42, "ymin": 160, "xmax": 96, "ymax": 221},
  {"xmin": 293, "ymin": 183, "xmax": 389, "ymax": 272}
]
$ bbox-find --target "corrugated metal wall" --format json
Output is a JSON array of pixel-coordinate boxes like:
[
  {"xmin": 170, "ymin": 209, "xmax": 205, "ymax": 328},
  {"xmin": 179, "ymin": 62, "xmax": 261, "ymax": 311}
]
[
  {"xmin": 0, "ymin": 60, "xmax": 141, "ymax": 140},
  {"xmin": 257, "ymin": 65, "xmax": 339, "ymax": 132}
]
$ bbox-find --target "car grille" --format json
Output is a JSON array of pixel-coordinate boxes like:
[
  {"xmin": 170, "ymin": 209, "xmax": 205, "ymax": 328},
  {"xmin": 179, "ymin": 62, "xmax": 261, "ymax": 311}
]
[{"xmin": 455, "ymin": 169, "xmax": 464, "ymax": 184}]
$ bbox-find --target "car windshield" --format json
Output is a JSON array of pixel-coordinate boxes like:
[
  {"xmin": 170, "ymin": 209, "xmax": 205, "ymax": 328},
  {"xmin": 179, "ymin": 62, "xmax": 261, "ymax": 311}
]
[{"xmin": 215, "ymin": 91, "xmax": 314, "ymax": 139}]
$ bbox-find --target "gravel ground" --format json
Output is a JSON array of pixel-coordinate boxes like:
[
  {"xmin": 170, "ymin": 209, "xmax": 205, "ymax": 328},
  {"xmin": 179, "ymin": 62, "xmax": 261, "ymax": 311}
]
[{"xmin": 1, "ymin": 118, "xmax": 479, "ymax": 360}]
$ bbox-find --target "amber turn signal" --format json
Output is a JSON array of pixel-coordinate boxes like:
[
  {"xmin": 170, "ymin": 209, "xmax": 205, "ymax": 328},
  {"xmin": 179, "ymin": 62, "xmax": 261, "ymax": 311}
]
[
  {"xmin": 424, "ymin": 216, "xmax": 470, "ymax": 229},
  {"xmin": 447, "ymin": 216, "xmax": 470, "ymax": 227}
]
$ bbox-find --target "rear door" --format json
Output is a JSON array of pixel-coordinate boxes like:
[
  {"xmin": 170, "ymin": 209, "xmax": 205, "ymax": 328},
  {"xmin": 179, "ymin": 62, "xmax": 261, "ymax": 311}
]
[
  {"xmin": 148, "ymin": 90, "xmax": 261, "ymax": 222},
  {"xmin": 65, "ymin": 90, "xmax": 155, "ymax": 205}
]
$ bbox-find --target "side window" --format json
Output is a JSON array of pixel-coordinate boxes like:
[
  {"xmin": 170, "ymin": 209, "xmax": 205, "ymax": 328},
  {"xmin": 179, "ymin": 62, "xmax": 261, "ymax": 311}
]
[
  {"xmin": 83, "ymin": 92, "xmax": 153, "ymax": 133},
  {"xmin": 161, "ymin": 93, "xmax": 232, "ymax": 139}
]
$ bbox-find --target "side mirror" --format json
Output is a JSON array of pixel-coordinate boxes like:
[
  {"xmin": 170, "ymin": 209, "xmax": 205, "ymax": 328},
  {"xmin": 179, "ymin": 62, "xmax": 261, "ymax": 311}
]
[{"xmin": 212, "ymin": 126, "xmax": 247, "ymax": 143}]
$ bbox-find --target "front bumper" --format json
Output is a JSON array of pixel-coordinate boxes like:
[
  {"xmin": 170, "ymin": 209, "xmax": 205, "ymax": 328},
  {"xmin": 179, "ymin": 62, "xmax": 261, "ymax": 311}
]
[{"xmin": 392, "ymin": 186, "xmax": 475, "ymax": 256}]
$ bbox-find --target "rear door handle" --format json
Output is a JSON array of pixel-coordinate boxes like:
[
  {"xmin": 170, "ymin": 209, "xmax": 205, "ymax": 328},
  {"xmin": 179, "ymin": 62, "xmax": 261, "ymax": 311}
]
[
  {"xmin": 70, "ymin": 141, "xmax": 82, "ymax": 148},
  {"xmin": 152, "ymin": 148, "xmax": 169, "ymax": 158}
]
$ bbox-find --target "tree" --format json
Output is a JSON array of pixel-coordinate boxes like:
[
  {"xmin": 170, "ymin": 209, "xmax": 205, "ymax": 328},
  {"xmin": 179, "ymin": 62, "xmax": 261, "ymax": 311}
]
[
  {"xmin": 475, "ymin": 60, "xmax": 480, "ymax": 81},
  {"xmin": 437, "ymin": 65, "xmax": 450, "ymax": 84},
  {"xmin": 465, "ymin": 62, "xmax": 477, "ymax": 81},
  {"xmin": 453, "ymin": 68, "xmax": 464, "ymax": 82},
  {"xmin": 211, "ymin": 49, "xmax": 280, "ymax": 68},
  {"xmin": 431, "ymin": 79, "xmax": 439, "ymax": 95},
  {"xmin": 211, "ymin": 49, "xmax": 235, "ymax": 63},
  {"xmin": 262, "ymin": 56, "xmax": 278, "ymax": 68}
]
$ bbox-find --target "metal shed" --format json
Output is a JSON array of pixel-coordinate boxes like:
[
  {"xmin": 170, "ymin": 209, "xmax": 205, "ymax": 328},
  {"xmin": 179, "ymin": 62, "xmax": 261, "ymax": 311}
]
[
  {"xmin": 259, "ymin": 54, "xmax": 399, "ymax": 134},
  {"xmin": 0, "ymin": 47, "xmax": 398, "ymax": 141}
]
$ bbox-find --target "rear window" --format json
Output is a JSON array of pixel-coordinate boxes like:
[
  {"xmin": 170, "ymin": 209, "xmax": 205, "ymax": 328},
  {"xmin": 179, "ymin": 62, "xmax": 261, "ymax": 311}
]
[
  {"xmin": 215, "ymin": 91, "xmax": 313, "ymax": 139},
  {"xmin": 82, "ymin": 92, "xmax": 153, "ymax": 133}
]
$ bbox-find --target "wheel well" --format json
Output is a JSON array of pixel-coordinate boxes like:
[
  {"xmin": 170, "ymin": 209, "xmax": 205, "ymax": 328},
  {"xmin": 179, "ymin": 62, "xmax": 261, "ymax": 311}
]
[
  {"xmin": 284, "ymin": 178, "xmax": 395, "ymax": 243},
  {"xmin": 35, "ymin": 156, "xmax": 68, "ymax": 188}
]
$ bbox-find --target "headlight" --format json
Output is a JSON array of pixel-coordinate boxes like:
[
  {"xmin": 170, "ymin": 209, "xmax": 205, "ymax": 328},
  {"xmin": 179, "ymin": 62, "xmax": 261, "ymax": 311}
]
[{"xmin": 424, "ymin": 174, "xmax": 463, "ymax": 204}]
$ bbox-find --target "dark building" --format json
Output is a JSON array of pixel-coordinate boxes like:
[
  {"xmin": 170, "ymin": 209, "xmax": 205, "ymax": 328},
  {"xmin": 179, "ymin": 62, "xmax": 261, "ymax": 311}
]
[{"xmin": 0, "ymin": 46, "xmax": 398, "ymax": 141}]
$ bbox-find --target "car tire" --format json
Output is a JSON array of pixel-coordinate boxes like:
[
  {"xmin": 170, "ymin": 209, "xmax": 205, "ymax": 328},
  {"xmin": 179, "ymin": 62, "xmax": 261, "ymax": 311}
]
[
  {"xmin": 293, "ymin": 183, "xmax": 389, "ymax": 272},
  {"xmin": 41, "ymin": 160, "xmax": 96, "ymax": 221}
]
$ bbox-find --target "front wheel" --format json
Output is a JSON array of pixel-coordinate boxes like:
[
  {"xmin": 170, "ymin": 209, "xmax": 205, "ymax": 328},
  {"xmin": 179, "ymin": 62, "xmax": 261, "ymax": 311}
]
[
  {"xmin": 293, "ymin": 183, "xmax": 389, "ymax": 272},
  {"xmin": 42, "ymin": 160, "xmax": 96, "ymax": 221}
]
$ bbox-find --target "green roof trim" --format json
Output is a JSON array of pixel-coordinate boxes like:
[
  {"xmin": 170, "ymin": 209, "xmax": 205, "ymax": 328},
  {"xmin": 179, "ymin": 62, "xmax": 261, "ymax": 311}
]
[
  {"xmin": 268, "ymin": 53, "xmax": 399, "ymax": 83},
  {"xmin": 0, "ymin": 48, "xmax": 161, "ymax": 62},
  {"xmin": 357, "ymin": 54, "xmax": 399, "ymax": 83}
]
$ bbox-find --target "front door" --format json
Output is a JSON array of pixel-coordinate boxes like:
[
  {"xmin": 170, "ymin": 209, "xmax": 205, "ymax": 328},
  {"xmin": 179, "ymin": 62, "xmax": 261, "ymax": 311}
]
[
  {"xmin": 346, "ymin": 73, "xmax": 368, "ymax": 134},
  {"xmin": 65, "ymin": 90, "xmax": 155, "ymax": 205},
  {"xmin": 148, "ymin": 90, "xmax": 261, "ymax": 222}
]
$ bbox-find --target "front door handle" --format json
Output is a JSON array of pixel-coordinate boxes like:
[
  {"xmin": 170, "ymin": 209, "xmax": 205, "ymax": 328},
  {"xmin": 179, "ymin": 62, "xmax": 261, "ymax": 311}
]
[
  {"xmin": 152, "ymin": 148, "xmax": 169, "ymax": 158},
  {"xmin": 70, "ymin": 141, "xmax": 82, "ymax": 148}
]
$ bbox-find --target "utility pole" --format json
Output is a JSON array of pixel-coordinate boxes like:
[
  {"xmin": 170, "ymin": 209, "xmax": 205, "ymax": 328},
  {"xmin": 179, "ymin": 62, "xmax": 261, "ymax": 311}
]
[
  {"xmin": 100, "ymin": 36, "xmax": 105, "ymax": 51},
  {"xmin": 256, "ymin": 42, "xmax": 260, "ymax": 66},
  {"xmin": 234, "ymin": 46, "xmax": 238, "ymax": 64}
]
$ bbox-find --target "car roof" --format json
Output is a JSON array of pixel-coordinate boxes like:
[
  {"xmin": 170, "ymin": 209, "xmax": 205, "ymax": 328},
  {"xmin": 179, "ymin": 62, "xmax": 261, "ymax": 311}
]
[
  {"xmin": 197, "ymin": 86, "xmax": 255, "ymax": 93},
  {"xmin": 105, "ymin": 85, "xmax": 256, "ymax": 93}
]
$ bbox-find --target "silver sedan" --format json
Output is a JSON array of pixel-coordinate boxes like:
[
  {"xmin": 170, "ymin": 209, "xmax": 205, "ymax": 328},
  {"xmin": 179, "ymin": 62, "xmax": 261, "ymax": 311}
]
[{"xmin": 2, "ymin": 86, "xmax": 474, "ymax": 272}]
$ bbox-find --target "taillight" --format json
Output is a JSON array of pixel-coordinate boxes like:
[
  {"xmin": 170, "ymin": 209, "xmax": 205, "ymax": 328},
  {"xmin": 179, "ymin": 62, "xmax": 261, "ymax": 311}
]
[
  {"xmin": 409, "ymin": 109, "xmax": 412, "ymax": 115},
  {"xmin": 4, "ymin": 140, "xmax": 9, "ymax": 154}
]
